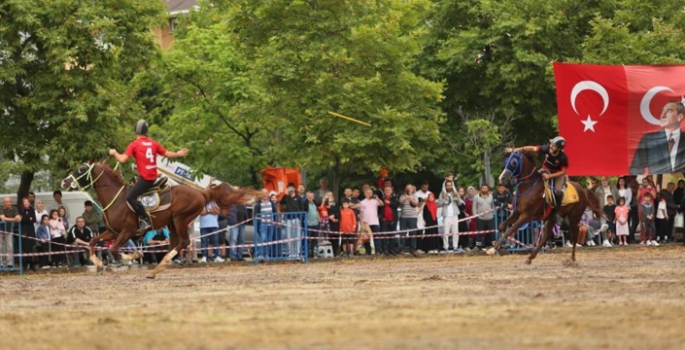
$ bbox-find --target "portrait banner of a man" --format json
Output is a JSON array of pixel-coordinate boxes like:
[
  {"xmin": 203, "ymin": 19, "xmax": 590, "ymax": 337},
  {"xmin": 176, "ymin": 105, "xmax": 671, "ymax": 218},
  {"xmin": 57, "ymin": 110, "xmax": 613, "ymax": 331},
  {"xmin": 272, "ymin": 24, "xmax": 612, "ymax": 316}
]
[{"xmin": 554, "ymin": 63, "xmax": 685, "ymax": 176}]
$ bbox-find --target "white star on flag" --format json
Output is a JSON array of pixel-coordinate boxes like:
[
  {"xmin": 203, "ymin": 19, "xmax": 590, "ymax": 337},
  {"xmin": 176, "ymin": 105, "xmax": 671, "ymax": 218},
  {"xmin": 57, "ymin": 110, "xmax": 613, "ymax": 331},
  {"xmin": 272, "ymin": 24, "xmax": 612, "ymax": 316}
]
[{"xmin": 581, "ymin": 115, "xmax": 598, "ymax": 132}]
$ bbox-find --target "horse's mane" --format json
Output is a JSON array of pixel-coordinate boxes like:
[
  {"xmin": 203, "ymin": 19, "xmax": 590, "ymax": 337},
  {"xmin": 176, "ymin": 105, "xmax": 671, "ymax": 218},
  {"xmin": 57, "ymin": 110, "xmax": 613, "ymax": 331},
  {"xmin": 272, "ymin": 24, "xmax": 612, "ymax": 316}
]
[
  {"xmin": 97, "ymin": 162, "xmax": 125, "ymax": 185},
  {"xmin": 519, "ymin": 150, "xmax": 539, "ymax": 168}
]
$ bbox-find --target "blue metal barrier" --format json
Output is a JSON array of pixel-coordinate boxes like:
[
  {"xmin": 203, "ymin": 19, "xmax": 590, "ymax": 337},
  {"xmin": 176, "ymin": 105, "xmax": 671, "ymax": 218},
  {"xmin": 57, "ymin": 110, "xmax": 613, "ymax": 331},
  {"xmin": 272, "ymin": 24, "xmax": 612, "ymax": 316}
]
[
  {"xmin": 0, "ymin": 222, "xmax": 23, "ymax": 274},
  {"xmin": 253, "ymin": 212, "xmax": 308, "ymax": 264},
  {"xmin": 493, "ymin": 210, "xmax": 544, "ymax": 252}
]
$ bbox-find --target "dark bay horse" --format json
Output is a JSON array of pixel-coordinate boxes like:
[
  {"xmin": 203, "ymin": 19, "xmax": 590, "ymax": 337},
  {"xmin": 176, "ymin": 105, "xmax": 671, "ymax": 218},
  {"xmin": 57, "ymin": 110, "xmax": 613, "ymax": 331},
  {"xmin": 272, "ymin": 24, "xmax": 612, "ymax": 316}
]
[
  {"xmin": 61, "ymin": 162, "xmax": 257, "ymax": 278},
  {"xmin": 489, "ymin": 150, "xmax": 603, "ymax": 265}
]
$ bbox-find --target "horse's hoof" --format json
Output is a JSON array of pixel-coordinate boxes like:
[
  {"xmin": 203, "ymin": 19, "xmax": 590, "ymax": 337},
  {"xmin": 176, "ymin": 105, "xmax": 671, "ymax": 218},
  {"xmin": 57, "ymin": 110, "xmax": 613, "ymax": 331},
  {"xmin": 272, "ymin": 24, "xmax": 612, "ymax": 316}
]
[
  {"xmin": 486, "ymin": 248, "xmax": 496, "ymax": 257},
  {"xmin": 524, "ymin": 259, "xmax": 532, "ymax": 265},
  {"xmin": 562, "ymin": 258, "xmax": 578, "ymax": 268},
  {"xmin": 146, "ymin": 274, "xmax": 156, "ymax": 279}
]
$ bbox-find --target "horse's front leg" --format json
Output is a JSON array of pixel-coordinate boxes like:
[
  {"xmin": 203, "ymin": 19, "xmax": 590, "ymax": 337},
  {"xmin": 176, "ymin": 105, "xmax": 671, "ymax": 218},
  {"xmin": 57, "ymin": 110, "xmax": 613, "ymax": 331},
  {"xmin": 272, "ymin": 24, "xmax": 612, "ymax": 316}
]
[
  {"xmin": 88, "ymin": 231, "xmax": 114, "ymax": 270},
  {"xmin": 498, "ymin": 212, "xmax": 518, "ymax": 232},
  {"xmin": 488, "ymin": 213, "xmax": 531, "ymax": 256},
  {"xmin": 109, "ymin": 230, "xmax": 134, "ymax": 266}
]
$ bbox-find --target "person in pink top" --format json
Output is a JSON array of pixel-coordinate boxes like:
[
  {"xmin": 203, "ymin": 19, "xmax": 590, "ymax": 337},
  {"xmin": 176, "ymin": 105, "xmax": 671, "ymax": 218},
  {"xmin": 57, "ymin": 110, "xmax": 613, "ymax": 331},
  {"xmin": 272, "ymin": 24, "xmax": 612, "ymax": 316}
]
[
  {"xmin": 614, "ymin": 197, "xmax": 630, "ymax": 246},
  {"xmin": 360, "ymin": 188, "xmax": 384, "ymax": 255}
]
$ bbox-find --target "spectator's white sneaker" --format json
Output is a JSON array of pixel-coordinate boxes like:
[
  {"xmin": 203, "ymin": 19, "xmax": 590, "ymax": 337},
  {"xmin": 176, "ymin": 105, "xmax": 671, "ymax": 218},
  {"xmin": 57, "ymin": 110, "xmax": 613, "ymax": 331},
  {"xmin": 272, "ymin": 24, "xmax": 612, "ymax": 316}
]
[
  {"xmin": 213, "ymin": 256, "xmax": 225, "ymax": 263},
  {"xmin": 645, "ymin": 241, "xmax": 652, "ymax": 246},
  {"xmin": 199, "ymin": 256, "xmax": 207, "ymax": 263},
  {"xmin": 651, "ymin": 240, "xmax": 660, "ymax": 247},
  {"xmin": 565, "ymin": 241, "xmax": 573, "ymax": 248},
  {"xmin": 575, "ymin": 243, "xmax": 583, "ymax": 248},
  {"xmin": 602, "ymin": 240, "xmax": 613, "ymax": 247}
]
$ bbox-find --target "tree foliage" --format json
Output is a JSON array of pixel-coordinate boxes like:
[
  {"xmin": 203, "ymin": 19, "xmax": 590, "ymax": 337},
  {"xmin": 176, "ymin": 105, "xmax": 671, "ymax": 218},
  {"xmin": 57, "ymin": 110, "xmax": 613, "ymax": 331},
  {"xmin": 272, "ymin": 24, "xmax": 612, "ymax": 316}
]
[
  {"xmin": 418, "ymin": 0, "xmax": 685, "ymax": 183},
  {"xmin": 161, "ymin": 0, "xmax": 445, "ymax": 192},
  {"xmin": 0, "ymin": 0, "xmax": 165, "ymax": 198}
]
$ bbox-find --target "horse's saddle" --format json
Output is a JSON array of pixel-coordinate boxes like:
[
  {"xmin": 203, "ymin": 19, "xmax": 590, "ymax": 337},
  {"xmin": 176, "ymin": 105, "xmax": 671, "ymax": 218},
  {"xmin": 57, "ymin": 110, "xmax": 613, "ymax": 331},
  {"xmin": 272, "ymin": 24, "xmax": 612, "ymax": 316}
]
[
  {"xmin": 543, "ymin": 181, "xmax": 579, "ymax": 207},
  {"xmin": 127, "ymin": 177, "xmax": 173, "ymax": 213}
]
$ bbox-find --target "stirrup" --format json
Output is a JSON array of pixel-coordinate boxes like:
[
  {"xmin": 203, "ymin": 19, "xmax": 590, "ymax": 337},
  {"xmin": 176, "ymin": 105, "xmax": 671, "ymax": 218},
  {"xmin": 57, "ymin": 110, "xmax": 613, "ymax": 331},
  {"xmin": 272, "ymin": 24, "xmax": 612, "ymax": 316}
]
[{"xmin": 138, "ymin": 216, "xmax": 152, "ymax": 232}]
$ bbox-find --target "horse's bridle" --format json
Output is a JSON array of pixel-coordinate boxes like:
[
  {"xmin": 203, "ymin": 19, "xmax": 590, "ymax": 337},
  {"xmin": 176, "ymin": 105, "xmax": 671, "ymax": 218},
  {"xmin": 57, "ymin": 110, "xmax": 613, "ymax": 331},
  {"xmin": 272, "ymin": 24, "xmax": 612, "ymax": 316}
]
[
  {"xmin": 503, "ymin": 151, "xmax": 537, "ymax": 183},
  {"xmin": 66, "ymin": 163, "xmax": 125, "ymax": 212}
]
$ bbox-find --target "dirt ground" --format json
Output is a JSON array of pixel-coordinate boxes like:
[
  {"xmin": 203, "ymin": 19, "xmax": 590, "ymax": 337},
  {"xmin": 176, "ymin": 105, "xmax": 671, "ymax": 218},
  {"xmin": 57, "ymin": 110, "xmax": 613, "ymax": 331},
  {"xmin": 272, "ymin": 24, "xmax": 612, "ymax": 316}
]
[{"xmin": 2, "ymin": 246, "xmax": 685, "ymax": 350}]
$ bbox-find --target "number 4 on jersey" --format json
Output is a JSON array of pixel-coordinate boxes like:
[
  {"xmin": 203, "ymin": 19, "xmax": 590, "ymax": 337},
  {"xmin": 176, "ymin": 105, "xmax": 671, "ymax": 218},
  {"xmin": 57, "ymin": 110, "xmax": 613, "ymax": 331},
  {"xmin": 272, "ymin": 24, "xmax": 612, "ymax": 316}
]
[{"xmin": 145, "ymin": 147, "xmax": 154, "ymax": 163}]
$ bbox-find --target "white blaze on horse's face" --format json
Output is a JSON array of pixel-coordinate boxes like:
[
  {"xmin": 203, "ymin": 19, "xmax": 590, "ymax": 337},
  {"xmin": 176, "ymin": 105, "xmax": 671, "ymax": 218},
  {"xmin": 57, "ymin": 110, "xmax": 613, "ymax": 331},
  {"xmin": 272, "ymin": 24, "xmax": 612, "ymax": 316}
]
[{"xmin": 498, "ymin": 170, "xmax": 510, "ymax": 185}]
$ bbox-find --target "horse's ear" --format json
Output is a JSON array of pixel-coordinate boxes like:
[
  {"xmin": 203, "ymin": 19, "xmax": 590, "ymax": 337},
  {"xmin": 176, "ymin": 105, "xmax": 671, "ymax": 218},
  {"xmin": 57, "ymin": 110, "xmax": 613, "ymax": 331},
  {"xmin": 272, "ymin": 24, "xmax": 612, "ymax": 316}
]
[{"xmin": 87, "ymin": 157, "xmax": 96, "ymax": 165}]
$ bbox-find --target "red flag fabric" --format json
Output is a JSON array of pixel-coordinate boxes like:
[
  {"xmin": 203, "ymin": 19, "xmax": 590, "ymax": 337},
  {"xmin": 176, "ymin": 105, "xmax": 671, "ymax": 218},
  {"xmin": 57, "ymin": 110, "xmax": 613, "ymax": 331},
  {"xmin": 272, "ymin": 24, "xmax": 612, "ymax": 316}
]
[{"xmin": 554, "ymin": 63, "xmax": 685, "ymax": 176}]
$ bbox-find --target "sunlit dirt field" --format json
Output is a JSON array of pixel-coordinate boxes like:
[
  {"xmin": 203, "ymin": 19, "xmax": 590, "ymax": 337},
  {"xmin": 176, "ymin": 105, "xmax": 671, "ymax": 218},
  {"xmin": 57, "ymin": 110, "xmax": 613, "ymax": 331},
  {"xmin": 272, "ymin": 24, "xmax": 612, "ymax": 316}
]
[{"xmin": 2, "ymin": 246, "xmax": 685, "ymax": 350}]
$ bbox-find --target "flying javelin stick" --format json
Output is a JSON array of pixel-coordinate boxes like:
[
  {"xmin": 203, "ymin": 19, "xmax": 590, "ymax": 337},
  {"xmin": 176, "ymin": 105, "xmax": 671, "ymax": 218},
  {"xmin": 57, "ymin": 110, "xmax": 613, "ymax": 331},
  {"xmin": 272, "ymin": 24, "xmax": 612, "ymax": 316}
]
[{"xmin": 328, "ymin": 111, "xmax": 372, "ymax": 127}]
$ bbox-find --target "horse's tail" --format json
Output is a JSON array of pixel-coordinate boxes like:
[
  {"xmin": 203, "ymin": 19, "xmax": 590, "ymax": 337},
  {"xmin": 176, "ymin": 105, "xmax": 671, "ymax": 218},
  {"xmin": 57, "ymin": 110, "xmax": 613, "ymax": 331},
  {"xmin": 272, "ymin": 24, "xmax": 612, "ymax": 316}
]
[
  {"xmin": 584, "ymin": 188, "xmax": 605, "ymax": 220},
  {"xmin": 207, "ymin": 183, "xmax": 261, "ymax": 208}
]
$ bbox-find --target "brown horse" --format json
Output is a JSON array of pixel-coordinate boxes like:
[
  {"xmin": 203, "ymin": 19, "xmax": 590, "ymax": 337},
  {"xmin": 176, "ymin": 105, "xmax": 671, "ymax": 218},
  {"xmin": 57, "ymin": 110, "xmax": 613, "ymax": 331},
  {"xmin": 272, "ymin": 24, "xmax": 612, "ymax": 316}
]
[
  {"xmin": 489, "ymin": 150, "xmax": 603, "ymax": 265},
  {"xmin": 60, "ymin": 162, "xmax": 257, "ymax": 278}
]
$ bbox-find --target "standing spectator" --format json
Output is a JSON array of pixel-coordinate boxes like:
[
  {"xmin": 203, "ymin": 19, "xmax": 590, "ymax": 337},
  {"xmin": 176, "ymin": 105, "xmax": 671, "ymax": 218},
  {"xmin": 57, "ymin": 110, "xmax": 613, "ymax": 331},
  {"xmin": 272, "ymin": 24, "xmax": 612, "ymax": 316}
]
[
  {"xmin": 399, "ymin": 184, "xmax": 419, "ymax": 257},
  {"xmin": 353, "ymin": 188, "xmax": 362, "ymax": 202},
  {"xmin": 82, "ymin": 201, "xmax": 100, "ymax": 234},
  {"xmin": 34, "ymin": 200, "xmax": 49, "ymax": 234},
  {"xmin": 616, "ymin": 178, "xmax": 633, "ymax": 216},
  {"xmin": 254, "ymin": 189, "xmax": 277, "ymax": 259},
  {"xmin": 48, "ymin": 209, "xmax": 67, "ymax": 267},
  {"xmin": 304, "ymin": 192, "xmax": 320, "ymax": 257},
  {"xmin": 18, "ymin": 198, "xmax": 37, "ymax": 271},
  {"xmin": 473, "ymin": 185, "xmax": 495, "ymax": 249},
  {"xmin": 28, "ymin": 191, "xmax": 35, "ymax": 207},
  {"xmin": 464, "ymin": 186, "xmax": 477, "ymax": 249},
  {"xmin": 318, "ymin": 192, "xmax": 332, "ymax": 243},
  {"xmin": 360, "ymin": 188, "xmax": 383, "ymax": 255},
  {"xmin": 674, "ymin": 180, "xmax": 685, "ymax": 209},
  {"xmin": 595, "ymin": 176, "xmax": 618, "ymax": 209},
  {"xmin": 280, "ymin": 183, "xmax": 304, "ymax": 257},
  {"xmin": 36, "ymin": 215, "xmax": 51, "ymax": 268},
  {"xmin": 377, "ymin": 168, "xmax": 390, "ymax": 191},
  {"xmin": 342, "ymin": 187, "xmax": 361, "ymax": 213},
  {"xmin": 199, "ymin": 201, "xmax": 223, "ymax": 263},
  {"xmin": 58, "ymin": 206, "xmax": 69, "ymax": 231},
  {"xmin": 0, "ymin": 197, "xmax": 20, "ymax": 267},
  {"xmin": 493, "ymin": 184, "xmax": 512, "ymax": 228},
  {"xmin": 641, "ymin": 192, "xmax": 658, "ymax": 246},
  {"xmin": 53, "ymin": 190, "xmax": 68, "ymax": 223},
  {"xmin": 615, "ymin": 197, "xmax": 630, "ymax": 246},
  {"xmin": 297, "ymin": 184, "xmax": 307, "ymax": 208},
  {"xmin": 414, "ymin": 181, "xmax": 432, "ymax": 201},
  {"xmin": 456, "ymin": 186, "xmax": 469, "ymax": 250},
  {"xmin": 66, "ymin": 217, "xmax": 93, "ymax": 266},
  {"xmin": 656, "ymin": 190, "xmax": 670, "ymax": 243},
  {"xmin": 327, "ymin": 192, "xmax": 342, "ymax": 257},
  {"xmin": 628, "ymin": 176, "xmax": 640, "ymax": 242},
  {"xmin": 603, "ymin": 195, "xmax": 617, "ymax": 244},
  {"xmin": 661, "ymin": 183, "xmax": 677, "ymax": 243},
  {"xmin": 421, "ymin": 193, "xmax": 441, "ymax": 253},
  {"xmin": 143, "ymin": 227, "xmax": 170, "ymax": 264},
  {"xmin": 438, "ymin": 180, "xmax": 463, "ymax": 253},
  {"xmin": 217, "ymin": 212, "xmax": 227, "ymax": 260},
  {"xmin": 231, "ymin": 203, "xmax": 248, "ymax": 261},
  {"xmin": 314, "ymin": 178, "xmax": 330, "ymax": 203},
  {"xmin": 379, "ymin": 186, "xmax": 399, "ymax": 255},
  {"xmin": 339, "ymin": 199, "xmax": 357, "ymax": 257}
]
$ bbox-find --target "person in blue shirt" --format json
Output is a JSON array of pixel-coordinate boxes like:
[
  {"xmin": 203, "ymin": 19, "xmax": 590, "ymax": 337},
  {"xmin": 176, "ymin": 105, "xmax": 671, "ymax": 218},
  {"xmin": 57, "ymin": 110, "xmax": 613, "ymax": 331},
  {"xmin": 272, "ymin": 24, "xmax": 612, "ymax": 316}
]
[{"xmin": 143, "ymin": 227, "xmax": 170, "ymax": 264}]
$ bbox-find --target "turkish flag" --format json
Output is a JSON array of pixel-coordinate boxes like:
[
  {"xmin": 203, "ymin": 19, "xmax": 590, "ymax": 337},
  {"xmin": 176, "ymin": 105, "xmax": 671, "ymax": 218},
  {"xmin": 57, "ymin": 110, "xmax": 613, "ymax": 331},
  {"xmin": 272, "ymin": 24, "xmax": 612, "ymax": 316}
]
[{"xmin": 554, "ymin": 63, "xmax": 685, "ymax": 176}]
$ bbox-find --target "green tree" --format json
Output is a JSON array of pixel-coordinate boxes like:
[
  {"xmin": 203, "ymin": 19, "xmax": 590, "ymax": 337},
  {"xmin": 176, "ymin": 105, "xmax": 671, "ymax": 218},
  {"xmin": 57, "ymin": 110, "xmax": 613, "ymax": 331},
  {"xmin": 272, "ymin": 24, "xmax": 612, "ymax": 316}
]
[
  {"xmin": 162, "ymin": 0, "xmax": 445, "ymax": 194},
  {"xmin": 419, "ymin": 0, "xmax": 685, "ymax": 182},
  {"xmin": 0, "ymin": 0, "xmax": 165, "ymax": 200}
]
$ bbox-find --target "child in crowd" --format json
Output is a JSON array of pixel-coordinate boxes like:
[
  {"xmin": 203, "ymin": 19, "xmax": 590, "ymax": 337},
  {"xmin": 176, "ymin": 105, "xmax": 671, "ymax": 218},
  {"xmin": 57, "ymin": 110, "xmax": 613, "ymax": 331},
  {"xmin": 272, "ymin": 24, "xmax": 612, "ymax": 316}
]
[
  {"xmin": 614, "ymin": 197, "xmax": 630, "ymax": 246},
  {"xmin": 603, "ymin": 195, "xmax": 616, "ymax": 244},
  {"xmin": 48, "ymin": 209, "xmax": 67, "ymax": 267},
  {"xmin": 339, "ymin": 199, "xmax": 358, "ymax": 257},
  {"xmin": 656, "ymin": 191, "xmax": 669, "ymax": 243},
  {"xmin": 35, "ymin": 214, "xmax": 51, "ymax": 268},
  {"xmin": 640, "ymin": 192, "xmax": 658, "ymax": 246}
]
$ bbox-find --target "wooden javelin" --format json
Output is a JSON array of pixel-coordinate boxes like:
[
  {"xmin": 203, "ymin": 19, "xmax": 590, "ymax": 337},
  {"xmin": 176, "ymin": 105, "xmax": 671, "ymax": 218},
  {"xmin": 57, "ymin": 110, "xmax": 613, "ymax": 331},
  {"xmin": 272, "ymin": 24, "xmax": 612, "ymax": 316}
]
[
  {"xmin": 328, "ymin": 111, "xmax": 372, "ymax": 127},
  {"xmin": 157, "ymin": 167, "xmax": 205, "ymax": 191}
]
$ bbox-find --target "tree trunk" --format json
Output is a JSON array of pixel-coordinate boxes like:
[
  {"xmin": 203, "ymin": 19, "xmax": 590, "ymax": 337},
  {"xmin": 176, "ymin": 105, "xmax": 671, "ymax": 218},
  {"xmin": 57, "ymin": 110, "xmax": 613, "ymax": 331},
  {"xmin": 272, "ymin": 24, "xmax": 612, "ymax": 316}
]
[
  {"xmin": 331, "ymin": 160, "xmax": 341, "ymax": 202},
  {"xmin": 17, "ymin": 171, "xmax": 35, "ymax": 207},
  {"xmin": 250, "ymin": 165, "xmax": 260, "ymax": 188}
]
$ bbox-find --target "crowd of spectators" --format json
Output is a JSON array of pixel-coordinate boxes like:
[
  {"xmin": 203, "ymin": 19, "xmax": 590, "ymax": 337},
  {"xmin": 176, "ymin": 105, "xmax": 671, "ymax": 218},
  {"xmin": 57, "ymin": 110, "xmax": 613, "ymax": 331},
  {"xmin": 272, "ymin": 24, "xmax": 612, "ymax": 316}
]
[{"xmin": 2, "ymin": 173, "xmax": 682, "ymax": 270}]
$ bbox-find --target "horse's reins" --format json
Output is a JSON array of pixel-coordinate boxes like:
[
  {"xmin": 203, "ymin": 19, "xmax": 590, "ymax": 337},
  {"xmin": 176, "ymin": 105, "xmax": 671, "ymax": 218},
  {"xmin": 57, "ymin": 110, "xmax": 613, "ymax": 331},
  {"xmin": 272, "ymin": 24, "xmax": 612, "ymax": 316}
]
[
  {"xmin": 504, "ymin": 151, "xmax": 540, "ymax": 212},
  {"xmin": 68, "ymin": 162, "xmax": 125, "ymax": 235}
]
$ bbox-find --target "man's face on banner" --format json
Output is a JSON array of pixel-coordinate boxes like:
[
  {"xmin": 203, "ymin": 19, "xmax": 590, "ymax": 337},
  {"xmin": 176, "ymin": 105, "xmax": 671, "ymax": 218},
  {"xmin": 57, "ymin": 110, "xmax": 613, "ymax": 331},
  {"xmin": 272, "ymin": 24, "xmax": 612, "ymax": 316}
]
[{"xmin": 660, "ymin": 102, "xmax": 684, "ymax": 130}]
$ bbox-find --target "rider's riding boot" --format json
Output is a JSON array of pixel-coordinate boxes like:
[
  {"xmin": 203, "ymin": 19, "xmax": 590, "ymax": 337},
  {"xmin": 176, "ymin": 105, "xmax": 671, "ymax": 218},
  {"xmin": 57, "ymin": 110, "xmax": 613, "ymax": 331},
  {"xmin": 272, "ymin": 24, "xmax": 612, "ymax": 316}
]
[
  {"xmin": 134, "ymin": 202, "xmax": 151, "ymax": 232},
  {"xmin": 553, "ymin": 191, "xmax": 564, "ymax": 214}
]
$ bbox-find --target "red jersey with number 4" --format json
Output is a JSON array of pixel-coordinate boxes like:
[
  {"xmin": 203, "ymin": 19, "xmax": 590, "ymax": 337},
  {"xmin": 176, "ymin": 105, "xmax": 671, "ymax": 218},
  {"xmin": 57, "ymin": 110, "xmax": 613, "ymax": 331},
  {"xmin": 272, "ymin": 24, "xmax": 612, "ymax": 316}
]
[{"xmin": 124, "ymin": 137, "xmax": 167, "ymax": 181}]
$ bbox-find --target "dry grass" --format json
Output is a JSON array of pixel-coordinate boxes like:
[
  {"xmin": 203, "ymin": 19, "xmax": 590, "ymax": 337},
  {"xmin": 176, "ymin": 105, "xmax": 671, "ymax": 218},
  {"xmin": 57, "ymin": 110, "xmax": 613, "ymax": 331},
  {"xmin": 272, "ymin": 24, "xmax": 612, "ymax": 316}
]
[{"xmin": 2, "ymin": 246, "xmax": 685, "ymax": 350}]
